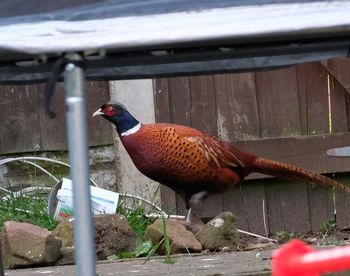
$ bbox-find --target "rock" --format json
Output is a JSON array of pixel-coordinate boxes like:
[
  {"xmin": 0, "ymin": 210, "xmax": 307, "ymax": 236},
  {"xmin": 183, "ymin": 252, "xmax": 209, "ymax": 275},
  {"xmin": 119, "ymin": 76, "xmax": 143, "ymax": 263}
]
[
  {"xmin": 2, "ymin": 221, "xmax": 62, "ymax": 269},
  {"xmin": 52, "ymin": 221, "xmax": 75, "ymax": 265},
  {"xmin": 55, "ymin": 246, "xmax": 75, "ymax": 265},
  {"xmin": 94, "ymin": 214, "xmax": 139, "ymax": 260},
  {"xmin": 52, "ymin": 221, "xmax": 74, "ymax": 247},
  {"xmin": 195, "ymin": 212, "xmax": 239, "ymax": 251},
  {"xmin": 145, "ymin": 219, "xmax": 202, "ymax": 254},
  {"xmin": 51, "ymin": 214, "xmax": 139, "ymax": 262},
  {"xmin": 243, "ymin": 242, "xmax": 275, "ymax": 251},
  {"xmin": 305, "ymin": 237, "xmax": 318, "ymax": 244}
]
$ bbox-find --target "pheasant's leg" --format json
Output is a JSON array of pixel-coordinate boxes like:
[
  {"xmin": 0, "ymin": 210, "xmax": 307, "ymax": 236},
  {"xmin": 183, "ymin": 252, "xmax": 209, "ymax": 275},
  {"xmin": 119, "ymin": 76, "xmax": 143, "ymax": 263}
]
[
  {"xmin": 186, "ymin": 208, "xmax": 193, "ymax": 224},
  {"xmin": 190, "ymin": 191, "xmax": 208, "ymax": 209},
  {"xmin": 184, "ymin": 191, "xmax": 208, "ymax": 232}
]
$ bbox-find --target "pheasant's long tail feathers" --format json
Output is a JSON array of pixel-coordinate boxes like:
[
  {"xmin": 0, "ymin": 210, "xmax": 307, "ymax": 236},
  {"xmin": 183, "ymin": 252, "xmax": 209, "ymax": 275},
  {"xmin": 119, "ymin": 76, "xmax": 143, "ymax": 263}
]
[{"xmin": 251, "ymin": 157, "xmax": 350, "ymax": 193}]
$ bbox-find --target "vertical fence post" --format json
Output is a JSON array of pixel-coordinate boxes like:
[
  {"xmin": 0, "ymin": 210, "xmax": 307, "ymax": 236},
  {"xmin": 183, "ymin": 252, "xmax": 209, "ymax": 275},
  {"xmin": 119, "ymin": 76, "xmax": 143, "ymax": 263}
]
[{"xmin": 64, "ymin": 53, "xmax": 96, "ymax": 276}]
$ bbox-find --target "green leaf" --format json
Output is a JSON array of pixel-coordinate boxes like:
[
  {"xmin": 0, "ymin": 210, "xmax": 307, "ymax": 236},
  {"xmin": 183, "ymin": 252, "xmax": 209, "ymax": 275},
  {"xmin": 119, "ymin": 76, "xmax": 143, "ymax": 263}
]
[
  {"xmin": 118, "ymin": 252, "xmax": 136, "ymax": 259},
  {"xmin": 162, "ymin": 219, "xmax": 175, "ymax": 264},
  {"xmin": 106, "ymin": 254, "xmax": 119, "ymax": 260},
  {"xmin": 134, "ymin": 241, "xmax": 153, "ymax": 257}
]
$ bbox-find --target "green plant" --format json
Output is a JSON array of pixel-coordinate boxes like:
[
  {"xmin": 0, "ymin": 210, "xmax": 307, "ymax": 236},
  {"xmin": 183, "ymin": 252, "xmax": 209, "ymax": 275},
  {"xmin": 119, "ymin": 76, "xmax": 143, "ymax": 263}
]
[
  {"xmin": 114, "ymin": 198, "xmax": 174, "ymax": 264},
  {"xmin": 0, "ymin": 190, "xmax": 58, "ymax": 230},
  {"xmin": 161, "ymin": 218, "xmax": 175, "ymax": 264},
  {"xmin": 116, "ymin": 200, "xmax": 155, "ymax": 240},
  {"xmin": 274, "ymin": 230, "xmax": 295, "ymax": 242},
  {"xmin": 320, "ymin": 219, "xmax": 336, "ymax": 234},
  {"xmin": 108, "ymin": 241, "xmax": 153, "ymax": 260},
  {"xmin": 322, "ymin": 237, "xmax": 345, "ymax": 246}
]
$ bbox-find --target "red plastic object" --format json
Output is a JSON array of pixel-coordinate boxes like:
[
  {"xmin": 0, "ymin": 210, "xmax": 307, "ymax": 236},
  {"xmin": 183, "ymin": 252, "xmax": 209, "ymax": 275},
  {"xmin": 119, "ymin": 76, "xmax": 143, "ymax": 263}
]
[{"xmin": 272, "ymin": 239, "xmax": 350, "ymax": 276}]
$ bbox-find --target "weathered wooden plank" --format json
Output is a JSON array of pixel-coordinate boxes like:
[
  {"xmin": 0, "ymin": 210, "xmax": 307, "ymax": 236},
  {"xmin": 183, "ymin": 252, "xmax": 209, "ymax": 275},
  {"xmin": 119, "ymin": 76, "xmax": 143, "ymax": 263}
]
[
  {"xmin": 255, "ymin": 67, "xmax": 301, "ymax": 138},
  {"xmin": 241, "ymin": 181, "xmax": 268, "ymax": 235},
  {"xmin": 0, "ymin": 85, "xmax": 41, "ymax": 154},
  {"xmin": 39, "ymin": 81, "xmax": 112, "ymax": 151},
  {"xmin": 282, "ymin": 183, "xmax": 311, "ymax": 233},
  {"xmin": 334, "ymin": 173, "xmax": 350, "ymax": 229},
  {"xmin": 303, "ymin": 62, "xmax": 334, "ymax": 232},
  {"xmin": 153, "ymin": 79, "xmax": 171, "ymax": 122},
  {"xmin": 222, "ymin": 183, "xmax": 249, "ymax": 232},
  {"xmin": 214, "ymin": 73, "xmax": 260, "ymax": 140},
  {"xmin": 296, "ymin": 64, "xmax": 308, "ymax": 135},
  {"xmin": 327, "ymin": 57, "xmax": 350, "ymax": 94},
  {"xmin": 326, "ymin": 59, "xmax": 350, "ymax": 133},
  {"xmin": 168, "ymin": 77, "xmax": 191, "ymax": 126},
  {"xmin": 329, "ymin": 74, "xmax": 348, "ymax": 133},
  {"xmin": 307, "ymin": 185, "xmax": 334, "ymax": 231},
  {"xmin": 266, "ymin": 179, "xmax": 310, "ymax": 233},
  {"xmin": 153, "ymin": 78, "xmax": 177, "ymax": 214},
  {"xmin": 190, "ymin": 75, "xmax": 217, "ymax": 136},
  {"xmin": 235, "ymin": 133, "xmax": 350, "ymax": 177},
  {"xmin": 347, "ymin": 103, "xmax": 350, "ymax": 132},
  {"xmin": 38, "ymin": 83, "xmax": 67, "ymax": 151},
  {"xmin": 317, "ymin": 60, "xmax": 349, "ymax": 133},
  {"xmin": 265, "ymin": 180, "xmax": 284, "ymax": 233},
  {"xmin": 305, "ymin": 62, "xmax": 330, "ymax": 134},
  {"xmin": 85, "ymin": 81, "xmax": 113, "ymax": 146}
]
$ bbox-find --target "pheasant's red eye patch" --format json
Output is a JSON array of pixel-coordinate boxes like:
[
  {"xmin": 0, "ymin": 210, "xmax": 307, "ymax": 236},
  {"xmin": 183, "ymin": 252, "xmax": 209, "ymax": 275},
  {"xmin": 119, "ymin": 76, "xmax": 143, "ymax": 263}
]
[{"xmin": 103, "ymin": 106, "xmax": 116, "ymax": 117}]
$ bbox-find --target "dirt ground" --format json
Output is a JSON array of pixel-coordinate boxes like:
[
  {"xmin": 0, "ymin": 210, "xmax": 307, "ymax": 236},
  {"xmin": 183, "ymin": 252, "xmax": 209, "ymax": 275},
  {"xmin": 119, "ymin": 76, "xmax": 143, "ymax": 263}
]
[
  {"xmin": 3, "ymin": 230, "xmax": 350, "ymax": 276},
  {"xmin": 5, "ymin": 250, "xmax": 272, "ymax": 276},
  {"xmin": 239, "ymin": 229, "xmax": 350, "ymax": 250}
]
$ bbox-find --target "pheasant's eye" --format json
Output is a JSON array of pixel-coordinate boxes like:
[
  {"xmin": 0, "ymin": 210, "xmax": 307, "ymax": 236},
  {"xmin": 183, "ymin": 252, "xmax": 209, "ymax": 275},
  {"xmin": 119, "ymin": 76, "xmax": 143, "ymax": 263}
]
[{"xmin": 103, "ymin": 105, "xmax": 116, "ymax": 116}]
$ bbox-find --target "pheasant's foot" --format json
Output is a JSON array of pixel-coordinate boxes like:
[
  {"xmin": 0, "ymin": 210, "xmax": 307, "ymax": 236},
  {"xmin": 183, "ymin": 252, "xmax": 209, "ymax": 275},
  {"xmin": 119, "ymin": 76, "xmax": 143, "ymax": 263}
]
[{"xmin": 184, "ymin": 208, "xmax": 205, "ymax": 234}]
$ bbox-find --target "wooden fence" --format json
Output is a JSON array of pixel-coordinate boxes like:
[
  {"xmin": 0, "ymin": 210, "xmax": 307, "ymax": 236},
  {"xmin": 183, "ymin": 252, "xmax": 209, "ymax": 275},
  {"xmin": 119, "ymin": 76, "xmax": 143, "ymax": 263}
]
[
  {"xmin": 2, "ymin": 61, "xmax": 350, "ymax": 235},
  {"xmin": 0, "ymin": 81, "xmax": 112, "ymax": 154},
  {"xmin": 154, "ymin": 58, "xmax": 350, "ymax": 234}
]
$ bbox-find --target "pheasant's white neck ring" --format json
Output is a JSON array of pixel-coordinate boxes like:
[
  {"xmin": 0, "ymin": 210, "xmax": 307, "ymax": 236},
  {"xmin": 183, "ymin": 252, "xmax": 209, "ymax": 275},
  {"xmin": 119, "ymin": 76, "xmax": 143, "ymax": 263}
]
[{"xmin": 120, "ymin": 123, "xmax": 141, "ymax": 136}]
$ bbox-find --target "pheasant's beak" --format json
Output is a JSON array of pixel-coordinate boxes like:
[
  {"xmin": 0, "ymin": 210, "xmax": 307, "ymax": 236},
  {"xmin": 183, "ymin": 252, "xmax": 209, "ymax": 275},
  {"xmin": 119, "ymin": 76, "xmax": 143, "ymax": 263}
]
[{"xmin": 92, "ymin": 108, "xmax": 104, "ymax": 117}]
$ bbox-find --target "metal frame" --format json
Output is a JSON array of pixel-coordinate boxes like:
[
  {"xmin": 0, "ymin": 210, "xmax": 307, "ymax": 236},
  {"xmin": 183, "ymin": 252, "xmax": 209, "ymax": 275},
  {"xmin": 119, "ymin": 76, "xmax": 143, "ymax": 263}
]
[
  {"xmin": 63, "ymin": 53, "xmax": 96, "ymax": 276},
  {"xmin": 0, "ymin": 1, "xmax": 349, "ymax": 274}
]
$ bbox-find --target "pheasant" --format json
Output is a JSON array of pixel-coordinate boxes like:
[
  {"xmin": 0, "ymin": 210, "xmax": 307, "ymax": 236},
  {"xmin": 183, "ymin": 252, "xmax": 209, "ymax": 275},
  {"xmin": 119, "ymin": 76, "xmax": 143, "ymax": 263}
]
[{"xmin": 93, "ymin": 102, "xmax": 350, "ymax": 223}]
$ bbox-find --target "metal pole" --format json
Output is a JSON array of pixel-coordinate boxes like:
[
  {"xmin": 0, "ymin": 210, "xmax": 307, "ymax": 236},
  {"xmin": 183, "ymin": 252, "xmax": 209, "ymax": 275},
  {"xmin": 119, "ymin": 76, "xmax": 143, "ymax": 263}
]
[{"xmin": 64, "ymin": 54, "xmax": 96, "ymax": 276}]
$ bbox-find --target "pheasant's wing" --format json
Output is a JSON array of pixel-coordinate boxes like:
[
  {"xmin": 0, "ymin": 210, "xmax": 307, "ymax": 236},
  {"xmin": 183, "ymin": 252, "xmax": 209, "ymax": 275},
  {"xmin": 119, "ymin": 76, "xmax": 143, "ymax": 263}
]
[
  {"xmin": 158, "ymin": 125, "xmax": 249, "ymax": 170},
  {"xmin": 181, "ymin": 135, "xmax": 246, "ymax": 169}
]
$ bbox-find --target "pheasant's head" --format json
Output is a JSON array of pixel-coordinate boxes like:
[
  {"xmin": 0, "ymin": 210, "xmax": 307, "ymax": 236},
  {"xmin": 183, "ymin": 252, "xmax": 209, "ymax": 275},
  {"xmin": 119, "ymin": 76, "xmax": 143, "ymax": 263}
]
[{"xmin": 93, "ymin": 102, "xmax": 140, "ymax": 135}]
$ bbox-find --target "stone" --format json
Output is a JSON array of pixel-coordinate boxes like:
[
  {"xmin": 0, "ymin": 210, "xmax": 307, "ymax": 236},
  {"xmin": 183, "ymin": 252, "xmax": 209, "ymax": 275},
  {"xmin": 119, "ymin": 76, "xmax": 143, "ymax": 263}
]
[
  {"xmin": 195, "ymin": 212, "xmax": 239, "ymax": 251},
  {"xmin": 51, "ymin": 214, "xmax": 139, "ymax": 262},
  {"xmin": 94, "ymin": 214, "xmax": 139, "ymax": 260},
  {"xmin": 2, "ymin": 221, "xmax": 62, "ymax": 269},
  {"xmin": 145, "ymin": 219, "xmax": 202, "ymax": 254},
  {"xmin": 52, "ymin": 221, "xmax": 74, "ymax": 248},
  {"xmin": 52, "ymin": 221, "xmax": 75, "ymax": 265}
]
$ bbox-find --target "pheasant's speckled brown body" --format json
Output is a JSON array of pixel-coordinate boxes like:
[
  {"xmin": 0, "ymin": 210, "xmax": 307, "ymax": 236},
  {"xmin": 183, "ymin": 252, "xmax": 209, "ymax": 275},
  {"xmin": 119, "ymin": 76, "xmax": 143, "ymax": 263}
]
[
  {"xmin": 121, "ymin": 123, "xmax": 255, "ymax": 207},
  {"xmin": 94, "ymin": 102, "xmax": 350, "ymax": 213}
]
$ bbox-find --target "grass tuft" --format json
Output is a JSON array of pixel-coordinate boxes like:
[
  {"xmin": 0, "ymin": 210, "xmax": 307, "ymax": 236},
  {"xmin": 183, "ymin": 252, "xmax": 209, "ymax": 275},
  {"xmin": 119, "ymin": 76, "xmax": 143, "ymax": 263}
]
[
  {"xmin": 320, "ymin": 219, "xmax": 336, "ymax": 235},
  {"xmin": 116, "ymin": 199, "xmax": 155, "ymax": 240},
  {"xmin": 114, "ymin": 197, "xmax": 175, "ymax": 264},
  {"xmin": 0, "ymin": 190, "xmax": 58, "ymax": 230},
  {"xmin": 274, "ymin": 230, "xmax": 295, "ymax": 242}
]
